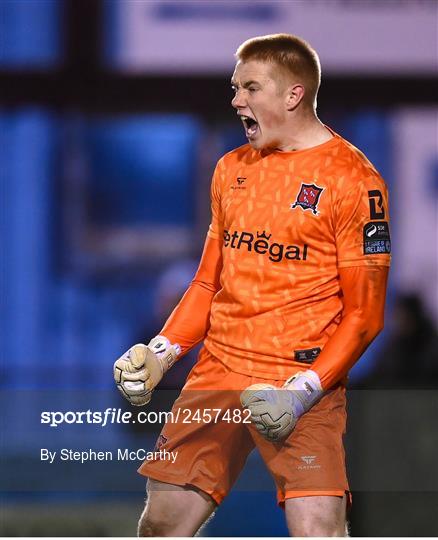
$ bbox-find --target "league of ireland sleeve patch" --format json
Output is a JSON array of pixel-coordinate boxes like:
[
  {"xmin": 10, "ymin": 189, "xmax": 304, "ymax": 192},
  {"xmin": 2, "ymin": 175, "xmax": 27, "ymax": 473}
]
[{"xmin": 363, "ymin": 221, "xmax": 391, "ymax": 254}]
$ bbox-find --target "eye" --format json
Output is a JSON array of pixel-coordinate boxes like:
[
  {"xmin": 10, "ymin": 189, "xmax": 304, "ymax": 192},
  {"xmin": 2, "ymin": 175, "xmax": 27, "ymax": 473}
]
[{"xmin": 248, "ymin": 86, "xmax": 257, "ymax": 93}]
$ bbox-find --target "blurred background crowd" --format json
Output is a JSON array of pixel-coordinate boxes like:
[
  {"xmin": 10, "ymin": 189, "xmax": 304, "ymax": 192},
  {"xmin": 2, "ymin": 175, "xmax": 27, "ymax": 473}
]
[{"xmin": 1, "ymin": 0, "xmax": 437, "ymax": 536}]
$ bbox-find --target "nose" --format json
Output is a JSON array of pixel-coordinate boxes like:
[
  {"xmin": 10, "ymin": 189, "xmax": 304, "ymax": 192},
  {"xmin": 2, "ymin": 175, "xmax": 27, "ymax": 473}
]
[{"xmin": 231, "ymin": 89, "xmax": 246, "ymax": 109}]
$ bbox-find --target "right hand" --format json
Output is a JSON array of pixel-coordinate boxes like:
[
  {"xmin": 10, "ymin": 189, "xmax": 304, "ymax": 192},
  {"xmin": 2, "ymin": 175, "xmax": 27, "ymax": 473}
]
[{"xmin": 113, "ymin": 336, "xmax": 180, "ymax": 406}]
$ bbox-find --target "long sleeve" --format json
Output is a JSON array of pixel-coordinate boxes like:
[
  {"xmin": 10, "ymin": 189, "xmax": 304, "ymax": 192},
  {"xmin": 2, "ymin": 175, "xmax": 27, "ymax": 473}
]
[
  {"xmin": 160, "ymin": 233, "xmax": 223, "ymax": 357},
  {"xmin": 311, "ymin": 265, "xmax": 389, "ymax": 389}
]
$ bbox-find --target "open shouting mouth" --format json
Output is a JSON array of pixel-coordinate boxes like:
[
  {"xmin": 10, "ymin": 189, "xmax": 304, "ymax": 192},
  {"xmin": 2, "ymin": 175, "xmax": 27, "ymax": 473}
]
[{"xmin": 240, "ymin": 115, "xmax": 259, "ymax": 139}]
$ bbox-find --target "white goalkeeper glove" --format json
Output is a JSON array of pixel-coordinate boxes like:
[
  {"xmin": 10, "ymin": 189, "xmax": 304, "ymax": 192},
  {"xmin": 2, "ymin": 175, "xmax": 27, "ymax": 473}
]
[
  {"xmin": 114, "ymin": 336, "xmax": 181, "ymax": 406},
  {"xmin": 240, "ymin": 370, "xmax": 323, "ymax": 442}
]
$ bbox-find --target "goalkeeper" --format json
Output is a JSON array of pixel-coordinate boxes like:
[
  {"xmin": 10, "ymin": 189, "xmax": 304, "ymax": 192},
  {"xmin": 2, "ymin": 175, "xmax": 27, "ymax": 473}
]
[{"xmin": 114, "ymin": 33, "xmax": 390, "ymax": 537}]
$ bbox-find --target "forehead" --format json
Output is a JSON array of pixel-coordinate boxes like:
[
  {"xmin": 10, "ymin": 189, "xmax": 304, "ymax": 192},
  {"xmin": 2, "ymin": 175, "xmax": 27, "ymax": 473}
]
[{"xmin": 231, "ymin": 59, "xmax": 277, "ymax": 84}]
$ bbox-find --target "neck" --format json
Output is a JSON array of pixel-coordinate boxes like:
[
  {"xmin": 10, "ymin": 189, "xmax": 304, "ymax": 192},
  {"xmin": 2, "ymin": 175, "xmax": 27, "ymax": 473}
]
[{"xmin": 275, "ymin": 111, "xmax": 333, "ymax": 152}]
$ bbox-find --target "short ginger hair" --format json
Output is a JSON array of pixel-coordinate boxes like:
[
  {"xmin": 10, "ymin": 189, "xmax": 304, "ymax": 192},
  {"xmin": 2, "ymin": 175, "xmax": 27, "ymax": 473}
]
[{"xmin": 235, "ymin": 34, "xmax": 321, "ymax": 108}]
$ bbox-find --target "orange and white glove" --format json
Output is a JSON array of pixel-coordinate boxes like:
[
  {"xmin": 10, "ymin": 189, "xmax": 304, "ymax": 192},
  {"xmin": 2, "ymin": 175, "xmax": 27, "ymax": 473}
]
[{"xmin": 114, "ymin": 336, "xmax": 180, "ymax": 406}]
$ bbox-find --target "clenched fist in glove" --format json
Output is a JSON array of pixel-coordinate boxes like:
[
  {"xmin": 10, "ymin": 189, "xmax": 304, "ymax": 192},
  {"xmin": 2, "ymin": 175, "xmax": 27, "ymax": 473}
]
[
  {"xmin": 114, "ymin": 336, "xmax": 180, "ymax": 406},
  {"xmin": 240, "ymin": 370, "xmax": 323, "ymax": 442}
]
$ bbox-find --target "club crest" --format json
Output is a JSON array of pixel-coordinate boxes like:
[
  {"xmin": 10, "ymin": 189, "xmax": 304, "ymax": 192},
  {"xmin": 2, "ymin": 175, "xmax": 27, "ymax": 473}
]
[{"xmin": 291, "ymin": 183, "xmax": 324, "ymax": 215}]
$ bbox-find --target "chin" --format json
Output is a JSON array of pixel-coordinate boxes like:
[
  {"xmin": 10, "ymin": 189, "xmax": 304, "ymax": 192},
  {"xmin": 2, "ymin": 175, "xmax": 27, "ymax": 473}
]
[{"xmin": 248, "ymin": 138, "xmax": 266, "ymax": 150}]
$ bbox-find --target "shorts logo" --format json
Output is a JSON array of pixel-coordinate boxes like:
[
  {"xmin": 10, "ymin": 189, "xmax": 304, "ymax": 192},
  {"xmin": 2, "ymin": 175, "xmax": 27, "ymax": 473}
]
[
  {"xmin": 291, "ymin": 183, "xmax": 324, "ymax": 215},
  {"xmin": 298, "ymin": 455, "xmax": 321, "ymax": 470},
  {"xmin": 154, "ymin": 434, "xmax": 168, "ymax": 451}
]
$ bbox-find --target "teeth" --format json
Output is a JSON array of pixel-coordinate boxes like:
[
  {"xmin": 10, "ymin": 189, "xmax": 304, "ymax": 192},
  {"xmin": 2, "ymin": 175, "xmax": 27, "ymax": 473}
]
[{"xmin": 239, "ymin": 115, "xmax": 258, "ymax": 137}]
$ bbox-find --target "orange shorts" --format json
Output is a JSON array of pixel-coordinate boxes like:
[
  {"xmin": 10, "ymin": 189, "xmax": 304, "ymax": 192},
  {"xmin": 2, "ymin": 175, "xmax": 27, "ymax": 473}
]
[{"xmin": 139, "ymin": 347, "xmax": 350, "ymax": 506}]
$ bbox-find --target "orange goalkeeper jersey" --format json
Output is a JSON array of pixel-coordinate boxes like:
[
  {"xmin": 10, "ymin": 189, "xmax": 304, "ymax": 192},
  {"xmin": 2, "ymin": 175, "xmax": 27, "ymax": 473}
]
[{"xmin": 203, "ymin": 130, "xmax": 391, "ymax": 379}]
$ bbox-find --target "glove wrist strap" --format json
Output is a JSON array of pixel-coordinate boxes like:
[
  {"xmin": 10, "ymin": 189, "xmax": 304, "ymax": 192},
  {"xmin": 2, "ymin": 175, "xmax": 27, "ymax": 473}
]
[
  {"xmin": 148, "ymin": 335, "xmax": 181, "ymax": 374},
  {"xmin": 284, "ymin": 369, "xmax": 323, "ymax": 414}
]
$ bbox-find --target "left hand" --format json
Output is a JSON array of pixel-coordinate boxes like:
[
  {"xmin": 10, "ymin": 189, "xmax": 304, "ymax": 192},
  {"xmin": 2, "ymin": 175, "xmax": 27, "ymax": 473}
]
[{"xmin": 240, "ymin": 370, "xmax": 323, "ymax": 442}]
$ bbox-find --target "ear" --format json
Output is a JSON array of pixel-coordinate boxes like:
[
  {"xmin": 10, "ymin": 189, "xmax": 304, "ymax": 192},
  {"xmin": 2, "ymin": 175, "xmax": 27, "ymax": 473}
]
[{"xmin": 285, "ymin": 83, "xmax": 305, "ymax": 110}]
